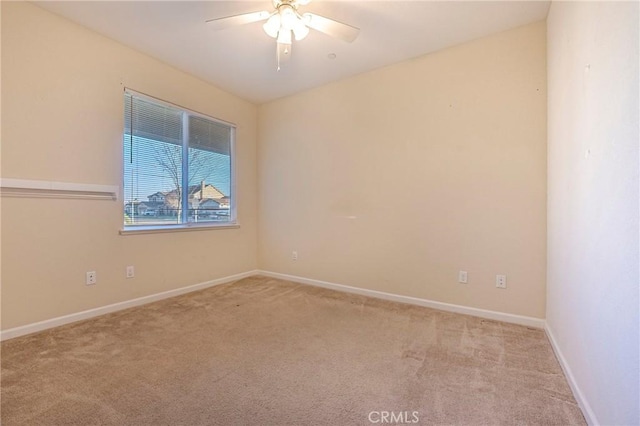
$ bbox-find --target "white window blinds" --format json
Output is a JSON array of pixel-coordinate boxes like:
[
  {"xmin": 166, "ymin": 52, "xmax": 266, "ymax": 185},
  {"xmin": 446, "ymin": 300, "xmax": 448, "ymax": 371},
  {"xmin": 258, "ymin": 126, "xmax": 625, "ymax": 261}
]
[{"xmin": 123, "ymin": 90, "xmax": 235, "ymax": 228}]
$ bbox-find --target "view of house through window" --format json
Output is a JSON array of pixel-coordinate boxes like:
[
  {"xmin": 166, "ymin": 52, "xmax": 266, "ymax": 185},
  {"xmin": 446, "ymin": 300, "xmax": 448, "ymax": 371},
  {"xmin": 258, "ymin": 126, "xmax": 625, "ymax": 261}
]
[{"xmin": 123, "ymin": 90, "xmax": 234, "ymax": 228}]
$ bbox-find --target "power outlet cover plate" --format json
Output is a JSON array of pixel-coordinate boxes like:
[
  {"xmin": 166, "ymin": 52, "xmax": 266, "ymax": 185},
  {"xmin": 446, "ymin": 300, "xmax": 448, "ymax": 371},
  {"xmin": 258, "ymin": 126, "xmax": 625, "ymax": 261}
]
[
  {"xmin": 86, "ymin": 271, "xmax": 97, "ymax": 285},
  {"xmin": 496, "ymin": 274, "xmax": 507, "ymax": 289}
]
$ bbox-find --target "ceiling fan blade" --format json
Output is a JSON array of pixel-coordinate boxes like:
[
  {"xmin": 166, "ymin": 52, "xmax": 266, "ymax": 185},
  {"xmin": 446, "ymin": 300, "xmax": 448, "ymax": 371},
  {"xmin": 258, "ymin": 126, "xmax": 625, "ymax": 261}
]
[
  {"xmin": 303, "ymin": 13, "xmax": 359, "ymax": 43},
  {"xmin": 206, "ymin": 11, "xmax": 270, "ymax": 31}
]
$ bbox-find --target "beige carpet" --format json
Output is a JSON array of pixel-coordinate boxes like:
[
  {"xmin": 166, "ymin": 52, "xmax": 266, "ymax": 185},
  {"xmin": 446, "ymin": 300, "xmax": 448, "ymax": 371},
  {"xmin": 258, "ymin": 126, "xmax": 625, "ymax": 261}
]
[{"xmin": 1, "ymin": 276, "xmax": 585, "ymax": 425}]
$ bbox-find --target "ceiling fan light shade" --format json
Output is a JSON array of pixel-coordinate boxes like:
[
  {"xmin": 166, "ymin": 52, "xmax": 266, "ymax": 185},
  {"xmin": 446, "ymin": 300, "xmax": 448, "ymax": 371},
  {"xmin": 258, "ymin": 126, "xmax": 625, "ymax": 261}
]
[
  {"xmin": 263, "ymin": 13, "xmax": 280, "ymax": 38},
  {"xmin": 279, "ymin": 5, "xmax": 297, "ymax": 30},
  {"xmin": 293, "ymin": 20, "xmax": 310, "ymax": 40},
  {"xmin": 277, "ymin": 28, "xmax": 292, "ymax": 45}
]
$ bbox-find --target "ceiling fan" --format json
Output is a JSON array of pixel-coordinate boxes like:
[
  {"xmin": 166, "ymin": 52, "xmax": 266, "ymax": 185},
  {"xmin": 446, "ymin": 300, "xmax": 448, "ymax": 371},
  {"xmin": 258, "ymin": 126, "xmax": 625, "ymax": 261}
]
[{"xmin": 206, "ymin": 0, "xmax": 360, "ymax": 70}]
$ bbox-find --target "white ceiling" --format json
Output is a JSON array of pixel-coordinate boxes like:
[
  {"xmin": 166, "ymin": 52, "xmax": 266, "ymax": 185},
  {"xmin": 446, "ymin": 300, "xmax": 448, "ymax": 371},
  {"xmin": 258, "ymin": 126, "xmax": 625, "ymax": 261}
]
[{"xmin": 35, "ymin": 1, "xmax": 550, "ymax": 104}]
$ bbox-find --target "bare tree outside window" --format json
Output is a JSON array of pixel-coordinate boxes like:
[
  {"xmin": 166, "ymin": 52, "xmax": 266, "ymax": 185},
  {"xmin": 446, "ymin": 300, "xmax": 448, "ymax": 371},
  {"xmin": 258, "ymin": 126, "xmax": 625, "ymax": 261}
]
[{"xmin": 154, "ymin": 145, "xmax": 218, "ymax": 219}]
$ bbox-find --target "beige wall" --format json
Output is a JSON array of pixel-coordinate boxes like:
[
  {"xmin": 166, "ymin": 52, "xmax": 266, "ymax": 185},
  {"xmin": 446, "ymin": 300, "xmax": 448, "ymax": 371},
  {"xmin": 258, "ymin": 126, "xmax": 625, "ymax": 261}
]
[
  {"xmin": 1, "ymin": 2, "xmax": 258, "ymax": 329},
  {"xmin": 258, "ymin": 22, "xmax": 547, "ymax": 318},
  {"xmin": 546, "ymin": 2, "xmax": 639, "ymax": 424},
  {"xmin": 1, "ymin": 5, "xmax": 547, "ymax": 329}
]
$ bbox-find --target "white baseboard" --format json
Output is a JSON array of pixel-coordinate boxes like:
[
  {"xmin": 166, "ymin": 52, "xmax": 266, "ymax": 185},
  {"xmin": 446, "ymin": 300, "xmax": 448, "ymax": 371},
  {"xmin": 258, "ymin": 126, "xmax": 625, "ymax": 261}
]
[
  {"xmin": 0, "ymin": 270, "xmax": 259, "ymax": 341},
  {"xmin": 1, "ymin": 268, "xmax": 545, "ymax": 338},
  {"xmin": 257, "ymin": 270, "xmax": 545, "ymax": 329},
  {"xmin": 545, "ymin": 323, "xmax": 598, "ymax": 426}
]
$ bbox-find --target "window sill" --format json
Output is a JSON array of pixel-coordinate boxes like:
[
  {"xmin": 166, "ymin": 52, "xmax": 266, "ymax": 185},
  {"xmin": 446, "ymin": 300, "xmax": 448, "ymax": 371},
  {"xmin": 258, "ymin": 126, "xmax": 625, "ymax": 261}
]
[{"xmin": 120, "ymin": 222, "xmax": 240, "ymax": 235}]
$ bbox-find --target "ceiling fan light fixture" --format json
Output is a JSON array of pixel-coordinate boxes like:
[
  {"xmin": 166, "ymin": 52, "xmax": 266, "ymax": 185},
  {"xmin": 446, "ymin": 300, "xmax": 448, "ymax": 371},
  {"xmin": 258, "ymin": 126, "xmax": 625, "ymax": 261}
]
[
  {"xmin": 263, "ymin": 13, "xmax": 280, "ymax": 38},
  {"xmin": 277, "ymin": 28, "xmax": 292, "ymax": 45},
  {"xmin": 279, "ymin": 5, "xmax": 297, "ymax": 30},
  {"xmin": 292, "ymin": 19, "xmax": 309, "ymax": 40}
]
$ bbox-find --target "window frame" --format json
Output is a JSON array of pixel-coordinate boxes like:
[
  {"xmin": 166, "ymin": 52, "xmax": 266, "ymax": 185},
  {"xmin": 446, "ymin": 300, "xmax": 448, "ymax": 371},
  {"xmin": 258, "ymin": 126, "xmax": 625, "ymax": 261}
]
[{"xmin": 120, "ymin": 89, "xmax": 238, "ymax": 235}]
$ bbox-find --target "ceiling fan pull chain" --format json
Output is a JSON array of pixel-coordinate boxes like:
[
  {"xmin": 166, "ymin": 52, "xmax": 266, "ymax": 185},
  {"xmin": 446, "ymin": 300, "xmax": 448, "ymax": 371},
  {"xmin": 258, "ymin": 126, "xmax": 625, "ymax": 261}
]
[{"xmin": 277, "ymin": 44, "xmax": 281, "ymax": 71}]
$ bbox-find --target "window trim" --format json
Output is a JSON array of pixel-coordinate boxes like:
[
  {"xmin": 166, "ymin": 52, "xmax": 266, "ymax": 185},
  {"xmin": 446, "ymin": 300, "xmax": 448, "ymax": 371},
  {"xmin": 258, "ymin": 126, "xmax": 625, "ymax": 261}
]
[
  {"xmin": 121, "ymin": 88, "xmax": 238, "ymax": 234},
  {"xmin": 119, "ymin": 223, "xmax": 240, "ymax": 236}
]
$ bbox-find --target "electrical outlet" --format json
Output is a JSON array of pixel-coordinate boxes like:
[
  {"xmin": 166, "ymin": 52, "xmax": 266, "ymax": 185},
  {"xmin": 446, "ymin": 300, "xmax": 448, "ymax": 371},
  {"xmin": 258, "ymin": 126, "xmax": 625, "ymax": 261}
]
[
  {"xmin": 86, "ymin": 271, "xmax": 97, "ymax": 285},
  {"xmin": 496, "ymin": 274, "xmax": 507, "ymax": 289},
  {"xmin": 126, "ymin": 265, "xmax": 135, "ymax": 278},
  {"xmin": 458, "ymin": 270, "xmax": 468, "ymax": 283},
  {"xmin": 292, "ymin": 251, "xmax": 298, "ymax": 261}
]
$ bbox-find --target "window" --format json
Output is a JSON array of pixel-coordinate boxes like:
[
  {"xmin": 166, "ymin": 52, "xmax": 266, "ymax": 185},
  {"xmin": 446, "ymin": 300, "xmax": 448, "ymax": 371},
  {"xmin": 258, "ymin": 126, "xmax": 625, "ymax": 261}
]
[{"xmin": 123, "ymin": 90, "xmax": 235, "ymax": 230}]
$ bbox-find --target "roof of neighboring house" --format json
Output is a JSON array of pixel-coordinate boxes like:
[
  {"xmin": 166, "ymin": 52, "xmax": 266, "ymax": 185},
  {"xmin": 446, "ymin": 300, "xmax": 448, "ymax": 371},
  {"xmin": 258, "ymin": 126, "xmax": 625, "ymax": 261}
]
[
  {"xmin": 188, "ymin": 184, "xmax": 224, "ymax": 199},
  {"xmin": 198, "ymin": 199, "xmax": 221, "ymax": 206},
  {"xmin": 161, "ymin": 183, "xmax": 226, "ymax": 200},
  {"xmin": 148, "ymin": 191, "xmax": 168, "ymax": 198}
]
